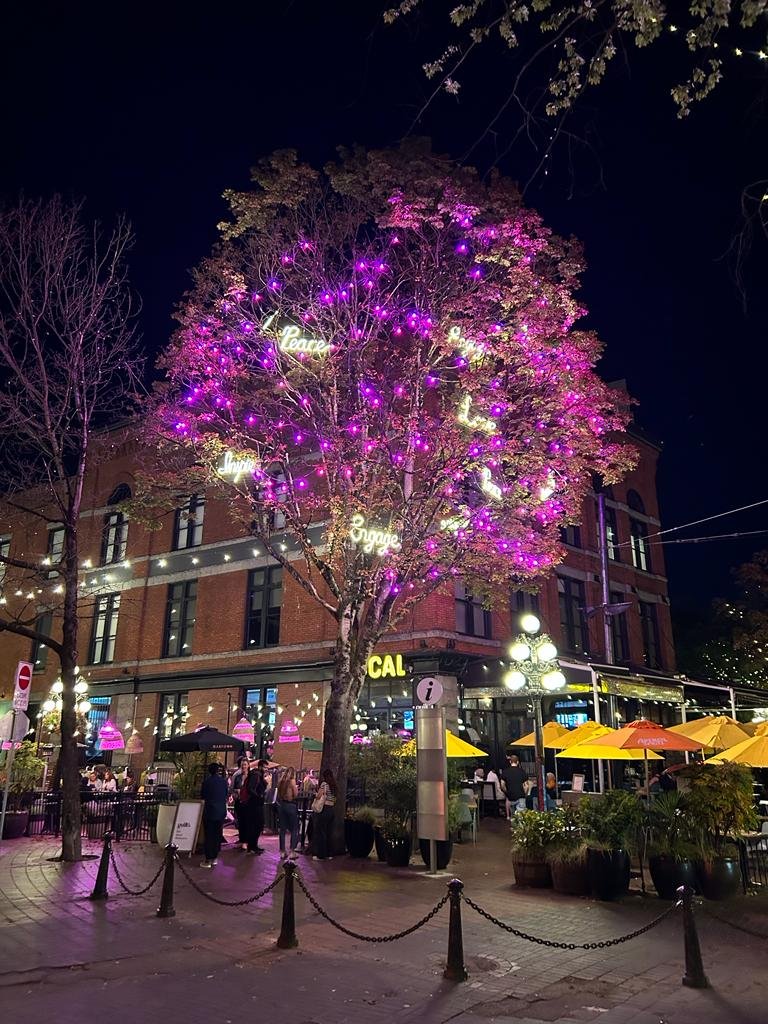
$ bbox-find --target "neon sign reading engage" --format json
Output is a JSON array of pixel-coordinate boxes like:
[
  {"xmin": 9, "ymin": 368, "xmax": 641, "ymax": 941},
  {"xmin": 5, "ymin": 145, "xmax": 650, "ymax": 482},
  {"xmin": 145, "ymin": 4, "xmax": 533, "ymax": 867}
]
[{"xmin": 348, "ymin": 514, "xmax": 401, "ymax": 556}]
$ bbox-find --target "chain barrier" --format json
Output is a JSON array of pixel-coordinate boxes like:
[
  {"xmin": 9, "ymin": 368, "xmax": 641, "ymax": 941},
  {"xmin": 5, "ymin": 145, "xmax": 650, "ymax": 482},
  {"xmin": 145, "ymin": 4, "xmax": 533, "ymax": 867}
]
[
  {"xmin": 702, "ymin": 905, "xmax": 768, "ymax": 940},
  {"xmin": 461, "ymin": 894, "xmax": 682, "ymax": 950},
  {"xmin": 108, "ymin": 848, "xmax": 166, "ymax": 896},
  {"xmin": 294, "ymin": 868, "xmax": 449, "ymax": 942},
  {"xmin": 174, "ymin": 855, "xmax": 285, "ymax": 907}
]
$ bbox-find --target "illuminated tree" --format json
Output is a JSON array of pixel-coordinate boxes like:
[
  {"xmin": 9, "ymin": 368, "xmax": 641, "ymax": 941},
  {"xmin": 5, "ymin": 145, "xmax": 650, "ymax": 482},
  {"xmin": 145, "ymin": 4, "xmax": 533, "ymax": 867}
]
[
  {"xmin": 0, "ymin": 196, "xmax": 141, "ymax": 861},
  {"xmin": 156, "ymin": 142, "xmax": 634, "ymax": 836}
]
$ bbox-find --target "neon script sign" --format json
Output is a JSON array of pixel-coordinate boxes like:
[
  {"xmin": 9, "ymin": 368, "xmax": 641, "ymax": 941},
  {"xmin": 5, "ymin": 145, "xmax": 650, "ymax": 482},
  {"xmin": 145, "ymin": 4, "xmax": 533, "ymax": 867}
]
[
  {"xmin": 278, "ymin": 325, "xmax": 330, "ymax": 357},
  {"xmin": 448, "ymin": 325, "xmax": 484, "ymax": 361},
  {"xmin": 479, "ymin": 466, "xmax": 502, "ymax": 502},
  {"xmin": 219, "ymin": 450, "xmax": 258, "ymax": 482},
  {"xmin": 457, "ymin": 394, "xmax": 496, "ymax": 434},
  {"xmin": 349, "ymin": 514, "xmax": 402, "ymax": 556}
]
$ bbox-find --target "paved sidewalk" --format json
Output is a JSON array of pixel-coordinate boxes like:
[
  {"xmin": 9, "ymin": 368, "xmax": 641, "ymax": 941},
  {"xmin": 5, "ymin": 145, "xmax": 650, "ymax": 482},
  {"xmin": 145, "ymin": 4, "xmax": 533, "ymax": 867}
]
[{"xmin": 0, "ymin": 821, "xmax": 765, "ymax": 1024}]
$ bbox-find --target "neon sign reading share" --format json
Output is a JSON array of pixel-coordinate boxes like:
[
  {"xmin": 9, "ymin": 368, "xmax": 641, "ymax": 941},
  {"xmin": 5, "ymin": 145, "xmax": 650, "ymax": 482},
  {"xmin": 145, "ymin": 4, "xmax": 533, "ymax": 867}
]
[{"xmin": 348, "ymin": 514, "xmax": 401, "ymax": 556}]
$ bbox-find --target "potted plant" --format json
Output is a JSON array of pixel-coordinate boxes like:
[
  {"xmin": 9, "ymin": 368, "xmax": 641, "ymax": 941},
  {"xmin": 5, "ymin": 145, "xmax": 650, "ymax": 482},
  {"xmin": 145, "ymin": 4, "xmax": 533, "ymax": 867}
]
[
  {"xmin": 349, "ymin": 737, "xmax": 416, "ymax": 867},
  {"xmin": 682, "ymin": 763, "xmax": 756, "ymax": 900},
  {"xmin": 545, "ymin": 805, "xmax": 590, "ymax": 896},
  {"xmin": 580, "ymin": 790, "xmax": 642, "ymax": 901},
  {"xmin": 646, "ymin": 792, "xmax": 698, "ymax": 899},
  {"xmin": 345, "ymin": 805, "xmax": 376, "ymax": 858},
  {"xmin": 418, "ymin": 793, "xmax": 460, "ymax": 869},
  {"xmin": 383, "ymin": 816, "xmax": 413, "ymax": 867},
  {"xmin": 0, "ymin": 741, "xmax": 45, "ymax": 839},
  {"xmin": 509, "ymin": 810, "xmax": 559, "ymax": 887}
]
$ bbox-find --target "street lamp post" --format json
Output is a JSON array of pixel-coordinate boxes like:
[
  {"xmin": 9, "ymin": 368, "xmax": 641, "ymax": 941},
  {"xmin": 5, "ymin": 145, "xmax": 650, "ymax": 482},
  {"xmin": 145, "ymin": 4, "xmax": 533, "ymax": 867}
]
[{"xmin": 504, "ymin": 615, "xmax": 566, "ymax": 811}]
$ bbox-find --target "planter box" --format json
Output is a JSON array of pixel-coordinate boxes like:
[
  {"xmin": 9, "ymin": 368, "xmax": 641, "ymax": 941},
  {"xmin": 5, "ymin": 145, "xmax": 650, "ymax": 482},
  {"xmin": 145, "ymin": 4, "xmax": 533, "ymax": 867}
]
[
  {"xmin": 587, "ymin": 848, "xmax": 630, "ymax": 901},
  {"xmin": 1, "ymin": 810, "xmax": 29, "ymax": 840},
  {"xmin": 550, "ymin": 858, "xmax": 590, "ymax": 896},
  {"xmin": 512, "ymin": 856, "xmax": 552, "ymax": 888},
  {"xmin": 419, "ymin": 838, "xmax": 453, "ymax": 870},
  {"xmin": 697, "ymin": 857, "xmax": 741, "ymax": 901}
]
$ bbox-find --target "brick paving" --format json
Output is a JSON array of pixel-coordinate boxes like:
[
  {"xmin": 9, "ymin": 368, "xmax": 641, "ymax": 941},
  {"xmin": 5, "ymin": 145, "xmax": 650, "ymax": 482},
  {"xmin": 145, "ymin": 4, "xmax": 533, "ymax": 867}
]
[{"xmin": 0, "ymin": 819, "xmax": 765, "ymax": 1024}]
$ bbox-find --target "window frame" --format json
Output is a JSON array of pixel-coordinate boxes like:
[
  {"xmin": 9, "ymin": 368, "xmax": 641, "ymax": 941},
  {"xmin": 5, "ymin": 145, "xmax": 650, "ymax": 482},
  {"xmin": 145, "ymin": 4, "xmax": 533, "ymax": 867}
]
[
  {"xmin": 46, "ymin": 524, "xmax": 65, "ymax": 577},
  {"xmin": 89, "ymin": 593, "xmax": 121, "ymax": 665},
  {"xmin": 31, "ymin": 610, "xmax": 54, "ymax": 673},
  {"xmin": 639, "ymin": 600, "xmax": 661, "ymax": 669},
  {"xmin": 101, "ymin": 510, "xmax": 128, "ymax": 566},
  {"xmin": 0, "ymin": 535, "xmax": 10, "ymax": 591},
  {"xmin": 162, "ymin": 580, "xmax": 198, "ymax": 658},
  {"xmin": 609, "ymin": 590, "xmax": 630, "ymax": 664},
  {"xmin": 157, "ymin": 692, "xmax": 190, "ymax": 753},
  {"xmin": 629, "ymin": 517, "xmax": 651, "ymax": 573},
  {"xmin": 604, "ymin": 505, "xmax": 620, "ymax": 562},
  {"xmin": 455, "ymin": 581, "xmax": 492, "ymax": 639},
  {"xmin": 173, "ymin": 493, "xmax": 205, "ymax": 550},
  {"xmin": 245, "ymin": 566, "xmax": 283, "ymax": 649},
  {"xmin": 560, "ymin": 524, "xmax": 582, "ymax": 548},
  {"xmin": 557, "ymin": 576, "xmax": 589, "ymax": 654}
]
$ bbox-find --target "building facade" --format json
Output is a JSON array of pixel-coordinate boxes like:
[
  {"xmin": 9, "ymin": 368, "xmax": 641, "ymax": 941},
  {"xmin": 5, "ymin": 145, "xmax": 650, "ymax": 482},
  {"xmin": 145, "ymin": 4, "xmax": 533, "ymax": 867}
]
[{"xmin": 1, "ymin": 423, "xmax": 688, "ymax": 776}]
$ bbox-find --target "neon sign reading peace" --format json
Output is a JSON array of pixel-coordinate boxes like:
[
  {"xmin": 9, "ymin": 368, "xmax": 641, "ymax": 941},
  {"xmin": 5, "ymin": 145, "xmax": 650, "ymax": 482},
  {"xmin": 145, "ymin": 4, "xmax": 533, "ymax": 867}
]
[
  {"xmin": 349, "ymin": 514, "xmax": 402, "ymax": 556},
  {"xmin": 278, "ymin": 325, "xmax": 330, "ymax": 357}
]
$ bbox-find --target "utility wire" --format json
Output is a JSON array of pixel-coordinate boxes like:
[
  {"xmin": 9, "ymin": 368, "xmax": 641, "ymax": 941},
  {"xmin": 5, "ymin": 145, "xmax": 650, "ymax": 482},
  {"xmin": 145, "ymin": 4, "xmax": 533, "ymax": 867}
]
[
  {"xmin": 615, "ymin": 497, "xmax": 768, "ymax": 550},
  {"xmin": 649, "ymin": 529, "xmax": 768, "ymax": 547}
]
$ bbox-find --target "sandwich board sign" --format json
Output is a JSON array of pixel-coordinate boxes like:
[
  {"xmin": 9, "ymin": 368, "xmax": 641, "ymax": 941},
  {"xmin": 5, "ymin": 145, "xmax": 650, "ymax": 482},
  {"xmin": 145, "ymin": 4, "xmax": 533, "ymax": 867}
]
[{"xmin": 169, "ymin": 800, "xmax": 204, "ymax": 854}]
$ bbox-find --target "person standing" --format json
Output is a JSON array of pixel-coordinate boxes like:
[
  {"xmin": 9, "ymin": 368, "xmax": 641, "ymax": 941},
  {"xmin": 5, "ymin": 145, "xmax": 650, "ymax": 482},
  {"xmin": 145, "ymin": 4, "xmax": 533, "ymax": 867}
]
[
  {"xmin": 501, "ymin": 755, "xmax": 528, "ymax": 818},
  {"xmin": 201, "ymin": 763, "xmax": 228, "ymax": 868},
  {"xmin": 277, "ymin": 767, "xmax": 299, "ymax": 859},
  {"xmin": 231, "ymin": 757, "xmax": 250, "ymax": 850},
  {"xmin": 545, "ymin": 772, "xmax": 558, "ymax": 811},
  {"xmin": 312, "ymin": 768, "xmax": 337, "ymax": 861},
  {"xmin": 246, "ymin": 759, "xmax": 268, "ymax": 854}
]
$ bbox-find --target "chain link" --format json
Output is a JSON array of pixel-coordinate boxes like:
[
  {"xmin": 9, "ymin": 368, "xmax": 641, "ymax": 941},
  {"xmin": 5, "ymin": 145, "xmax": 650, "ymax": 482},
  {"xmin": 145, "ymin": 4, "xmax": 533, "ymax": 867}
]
[
  {"xmin": 174, "ymin": 855, "xmax": 284, "ymax": 907},
  {"xmin": 461, "ymin": 894, "xmax": 681, "ymax": 949},
  {"xmin": 293, "ymin": 868, "xmax": 449, "ymax": 942},
  {"xmin": 109, "ymin": 849, "xmax": 165, "ymax": 896}
]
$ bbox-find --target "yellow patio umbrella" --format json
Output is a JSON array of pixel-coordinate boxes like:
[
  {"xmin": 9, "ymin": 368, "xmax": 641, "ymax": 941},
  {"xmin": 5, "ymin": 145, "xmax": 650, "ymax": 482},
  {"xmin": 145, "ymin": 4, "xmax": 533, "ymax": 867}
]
[
  {"xmin": 705, "ymin": 733, "xmax": 768, "ymax": 767},
  {"xmin": 509, "ymin": 721, "xmax": 570, "ymax": 749},
  {"xmin": 558, "ymin": 720, "xmax": 615, "ymax": 749},
  {"xmin": 557, "ymin": 741, "xmax": 663, "ymax": 761},
  {"xmin": 669, "ymin": 716, "xmax": 750, "ymax": 750},
  {"xmin": 397, "ymin": 731, "xmax": 488, "ymax": 758}
]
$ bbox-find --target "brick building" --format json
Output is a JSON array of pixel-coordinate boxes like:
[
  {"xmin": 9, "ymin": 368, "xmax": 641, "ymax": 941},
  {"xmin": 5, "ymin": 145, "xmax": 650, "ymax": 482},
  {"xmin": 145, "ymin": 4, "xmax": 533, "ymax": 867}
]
[{"xmin": 0, "ymin": 421, "xmax": 682, "ymax": 775}]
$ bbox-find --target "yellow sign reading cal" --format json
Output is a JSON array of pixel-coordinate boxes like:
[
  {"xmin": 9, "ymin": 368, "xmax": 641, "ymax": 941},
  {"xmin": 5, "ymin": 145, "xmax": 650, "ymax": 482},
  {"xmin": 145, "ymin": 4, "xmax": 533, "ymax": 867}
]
[{"xmin": 366, "ymin": 653, "xmax": 407, "ymax": 679}]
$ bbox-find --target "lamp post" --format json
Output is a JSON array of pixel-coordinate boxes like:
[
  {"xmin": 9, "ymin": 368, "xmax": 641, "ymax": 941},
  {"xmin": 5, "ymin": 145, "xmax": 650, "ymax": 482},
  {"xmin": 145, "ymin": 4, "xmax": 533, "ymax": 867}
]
[{"xmin": 503, "ymin": 615, "xmax": 566, "ymax": 811}]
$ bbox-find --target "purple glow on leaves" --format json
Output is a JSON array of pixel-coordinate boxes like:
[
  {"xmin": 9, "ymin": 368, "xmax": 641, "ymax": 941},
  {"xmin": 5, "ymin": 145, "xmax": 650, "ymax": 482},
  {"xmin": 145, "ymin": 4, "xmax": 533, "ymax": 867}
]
[
  {"xmin": 469, "ymin": 266, "xmax": 484, "ymax": 280},
  {"xmin": 455, "ymin": 241, "xmax": 469, "ymax": 255},
  {"xmin": 267, "ymin": 278, "xmax": 282, "ymax": 291}
]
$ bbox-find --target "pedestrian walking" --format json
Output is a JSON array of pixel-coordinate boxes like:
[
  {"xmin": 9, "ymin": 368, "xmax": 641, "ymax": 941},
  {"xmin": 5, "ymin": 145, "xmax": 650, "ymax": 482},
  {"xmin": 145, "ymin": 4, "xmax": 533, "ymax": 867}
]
[
  {"xmin": 277, "ymin": 767, "xmax": 299, "ymax": 860},
  {"xmin": 245, "ymin": 759, "xmax": 268, "ymax": 854},
  {"xmin": 500, "ymin": 754, "xmax": 528, "ymax": 817},
  {"xmin": 200, "ymin": 763, "xmax": 228, "ymax": 868},
  {"xmin": 231, "ymin": 757, "xmax": 251, "ymax": 849},
  {"xmin": 311, "ymin": 768, "xmax": 337, "ymax": 861}
]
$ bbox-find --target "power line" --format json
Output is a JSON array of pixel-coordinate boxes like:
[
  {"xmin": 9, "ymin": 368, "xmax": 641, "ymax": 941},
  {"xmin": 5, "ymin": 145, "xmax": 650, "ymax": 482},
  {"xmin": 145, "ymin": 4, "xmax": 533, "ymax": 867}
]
[
  {"xmin": 615, "ymin": 497, "xmax": 768, "ymax": 550},
  {"xmin": 650, "ymin": 528, "xmax": 768, "ymax": 547}
]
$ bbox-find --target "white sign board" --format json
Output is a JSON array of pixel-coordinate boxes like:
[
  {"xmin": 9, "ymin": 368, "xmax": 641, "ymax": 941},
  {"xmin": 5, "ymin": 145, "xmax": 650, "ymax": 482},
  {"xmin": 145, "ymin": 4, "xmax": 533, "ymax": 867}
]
[
  {"xmin": 13, "ymin": 661, "xmax": 33, "ymax": 711},
  {"xmin": 416, "ymin": 677, "xmax": 443, "ymax": 707},
  {"xmin": 0, "ymin": 710, "xmax": 30, "ymax": 744},
  {"xmin": 170, "ymin": 800, "xmax": 204, "ymax": 854}
]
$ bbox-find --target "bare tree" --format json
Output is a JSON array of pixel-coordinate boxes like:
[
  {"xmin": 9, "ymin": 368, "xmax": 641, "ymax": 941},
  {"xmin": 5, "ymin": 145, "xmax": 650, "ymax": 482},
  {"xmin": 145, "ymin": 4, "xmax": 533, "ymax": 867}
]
[{"xmin": 0, "ymin": 196, "xmax": 142, "ymax": 861}]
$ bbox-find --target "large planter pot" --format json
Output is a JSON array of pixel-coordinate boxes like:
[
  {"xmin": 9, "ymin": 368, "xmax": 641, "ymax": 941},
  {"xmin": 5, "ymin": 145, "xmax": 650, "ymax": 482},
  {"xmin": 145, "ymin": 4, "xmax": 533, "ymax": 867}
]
[
  {"xmin": 419, "ymin": 838, "xmax": 453, "ymax": 870},
  {"xmin": 154, "ymin": 803, "xmax": 177, "ymax": 847},
  {"xmin": 512, "ymin": 856, "xmax": 552, "ymax": 888},
  {"xmin": 385, "ymin": 833, "xmax": 412, "ymax": 867},
  {"xmin": 648, "ymin": 855, "xmax": 698, "ymax": 900},
  {"xmin": 345, "ymin": 819, "xmax": 375, "ymax": 859},
  {"xmin": 374, "ymin": 826, "xmax": 389, "ymax": 862},
  {"xmin": 1, "ymin": 810, "xmax": 29, "ymax": 840},
  {"xmin": 588, "ymin": 848, "xmax": 630, "ymax": 901},
  {"xmin": 697, "ymin": 857, "xmax": 742, "ymax": 901},
  {"xmin": 550, "ymin": 857, "xmax": 590, "ymax": 896}
]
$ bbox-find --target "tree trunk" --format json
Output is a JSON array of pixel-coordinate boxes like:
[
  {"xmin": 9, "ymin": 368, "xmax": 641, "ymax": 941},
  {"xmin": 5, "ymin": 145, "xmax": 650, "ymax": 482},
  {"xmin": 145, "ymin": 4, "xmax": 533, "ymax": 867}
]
[{"xmin": 58, "ymin": 524, "xmax": 82, "ymax": 862}]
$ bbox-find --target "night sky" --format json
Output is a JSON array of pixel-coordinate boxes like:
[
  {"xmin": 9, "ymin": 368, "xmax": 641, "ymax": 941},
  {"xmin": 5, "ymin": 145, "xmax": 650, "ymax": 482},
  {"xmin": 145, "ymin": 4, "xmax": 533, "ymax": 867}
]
[{"xmin": 2, "ymin": 2, "xmax": 767, "ymax": 619}]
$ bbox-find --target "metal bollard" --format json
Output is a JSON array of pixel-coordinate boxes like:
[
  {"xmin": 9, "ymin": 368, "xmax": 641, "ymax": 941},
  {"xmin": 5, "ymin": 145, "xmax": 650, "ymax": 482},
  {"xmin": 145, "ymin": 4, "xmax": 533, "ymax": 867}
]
[
  {"xmin": 89, "ymin": 831, "xmax": 113, "ymax": 901},
  {"xmin": 156, "ymin": 843, "xmax": 178, "ymax": 919},
  {"xmin": 444, "ymin": 878, "xmax": 468, "ymax": 981},
  {"xmin": 678, "ymin": 885, "xmax": 709, "ymax": 989},
  {"xmin": 277, "ymin": 861, "xmax": 298, "ymax": 949}
]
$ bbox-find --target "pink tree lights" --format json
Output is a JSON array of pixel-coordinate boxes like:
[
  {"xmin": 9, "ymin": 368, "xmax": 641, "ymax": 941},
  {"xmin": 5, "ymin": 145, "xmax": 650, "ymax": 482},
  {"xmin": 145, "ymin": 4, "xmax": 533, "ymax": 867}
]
[{"xmin": 155, "ymin": 143, "xmax": 634, "ymax": 834}]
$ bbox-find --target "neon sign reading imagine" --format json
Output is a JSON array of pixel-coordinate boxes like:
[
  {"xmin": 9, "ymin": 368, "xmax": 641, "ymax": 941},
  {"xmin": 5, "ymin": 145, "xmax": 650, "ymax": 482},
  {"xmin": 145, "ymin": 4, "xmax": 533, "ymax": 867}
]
[{"xmin": 348, "ymin": 514, "xmax": 402, "ymax": 556}]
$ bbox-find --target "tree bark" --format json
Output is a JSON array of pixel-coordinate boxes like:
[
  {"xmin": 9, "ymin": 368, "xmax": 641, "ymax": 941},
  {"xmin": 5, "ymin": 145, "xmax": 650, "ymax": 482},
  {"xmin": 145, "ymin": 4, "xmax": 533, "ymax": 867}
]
[{"xmin": 57, "ymin": 521, "xmax": 82, "ymax": 861}]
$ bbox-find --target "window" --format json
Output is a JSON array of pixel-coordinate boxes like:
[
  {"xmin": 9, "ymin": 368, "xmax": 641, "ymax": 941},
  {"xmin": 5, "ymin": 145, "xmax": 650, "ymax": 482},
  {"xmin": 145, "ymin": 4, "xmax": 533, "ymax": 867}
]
[
  {"xmin": 89, "ymin": 594, "xmax": 121, "ymax": 664},
  {"xmin": 626, "ymin": 490, "xmax": 645, "ymax": 514},
  {"xmin": 85, "ymin": 696, "xmax": 111, "ymax": 761},
  {"xmin": 163, "ymin": 580, "xmax": 197, "ymax": 658},
  {"xmin": 244, "ymin": 686, "xmax": 278, "ymax": 757},
  {"xmin": 557, "ymin": 576, "xmax": 588, "ymax": 654},
  {"xmin": 245, "ymin": 567, "xmax": 283, "ymax": 648},
  {"xmin": 609, "ymin": 590, "xmax": 630, "ymax": 664},
  {"xmin": 31, "ymin": 611, "xmax": 53, "ymax": 672},
  {"xmin": 0, "ymin": 535, "xmax": 9, "ymax": 590},
  {"xmin": 46, "ymin": 525, "xmax": 65, "ymax": 576},
  {"xmin": 604, "ymin": 506, "xmax": 619, "ymax": 561},
  {"xmin": 560, "ymin": 524, "xmax": 581, "ymax": 548},
  {"xmin": 173, "ymin": 494, "xmax": 205, "ymax": 550},
  {"xmin": 639, "ymin": 600, "xmax": 661, "ymax": 669},
  {"xmin": 158, "ymin": 692, "xmax": 189, "ymax": 747},
  {"xmin": 107, "ymin": 484, "xmax": 132, "ymax": 505},
  {"xmin": 511, "ymin": 589, "xmax": 540, "ymax": 625},
  {"xmin": 455, "ymin": 582, "xmax": 491, "ymax": 638},
  {"xmin": 630, "ymin": 518, "xmax": 651, "ymax": 572},
  {"xmin": 101, "ymin": 511, "xmax": 128, "ymax": 565}
]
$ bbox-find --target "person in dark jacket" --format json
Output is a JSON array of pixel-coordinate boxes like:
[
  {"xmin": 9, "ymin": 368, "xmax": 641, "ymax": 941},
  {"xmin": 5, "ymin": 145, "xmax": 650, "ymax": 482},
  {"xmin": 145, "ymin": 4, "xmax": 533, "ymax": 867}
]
[
  {"xmin": 201, "ymin": 763, "xmax": 228, "ymax": 868},
  {"xmin": 500, "ymin": 755, "xmax": 528, "ymax": 818},
  {"xmin": 231, "ymin": 757, "xmax": 251, "ymax": 849},
  {"xmin": 245, "ymin": 760, "xmax": 268, "ymax": 854}
]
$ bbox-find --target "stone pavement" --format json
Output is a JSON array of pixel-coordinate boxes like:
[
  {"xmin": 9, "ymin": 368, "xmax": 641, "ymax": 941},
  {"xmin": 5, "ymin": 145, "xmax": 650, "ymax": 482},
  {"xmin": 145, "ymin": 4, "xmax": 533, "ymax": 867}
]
[{"xmin": 0, "ymin": 819, "xmax": 765, "ymax": 1024}]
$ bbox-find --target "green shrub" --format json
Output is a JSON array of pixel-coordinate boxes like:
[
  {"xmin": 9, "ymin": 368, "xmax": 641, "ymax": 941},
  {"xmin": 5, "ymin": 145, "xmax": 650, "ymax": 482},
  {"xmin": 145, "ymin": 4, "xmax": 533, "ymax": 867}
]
[
  {"xmin": 580, "ymin": 790, "xmax": 643, "ymax": 852},
  {"xmin": 679, "ymin": 763, "xmax": 757, "ymax": 858},
  {"xmin": 509, "ymin": 810, "xmax": 562, "ymax": 862}
]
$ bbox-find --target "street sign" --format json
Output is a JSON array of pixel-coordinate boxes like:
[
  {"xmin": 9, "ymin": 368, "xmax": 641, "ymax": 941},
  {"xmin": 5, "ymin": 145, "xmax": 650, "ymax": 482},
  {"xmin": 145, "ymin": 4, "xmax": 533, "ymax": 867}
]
[
  {"xmin": 0, "ymin": 710, "xmax": 29, "ymax": 743},
  {"xmin": 40, "ymin": 744, "xmax": 55, "ymax": 757},
  {"xmin": 13, "ymin": 661, "xmax": 33, "ymax": 711},
  {"xmin": 416, "ymin": 676, "xmax": 443, "ymax": 707}
]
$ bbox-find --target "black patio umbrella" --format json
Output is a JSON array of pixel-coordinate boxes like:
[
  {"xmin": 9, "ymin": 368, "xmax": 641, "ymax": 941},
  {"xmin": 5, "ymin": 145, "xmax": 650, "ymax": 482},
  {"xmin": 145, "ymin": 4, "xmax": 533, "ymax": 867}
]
[{"xmin": 158, "ymin": 725, "xmax": 245, "ymax": 755}]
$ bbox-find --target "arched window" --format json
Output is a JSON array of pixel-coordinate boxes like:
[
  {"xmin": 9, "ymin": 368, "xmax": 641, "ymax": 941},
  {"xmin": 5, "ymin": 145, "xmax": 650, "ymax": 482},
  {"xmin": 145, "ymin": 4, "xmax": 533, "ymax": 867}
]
[
  {"xmin": 626, "ymin": 489, "xmax": 645, "ymax": 514},
  {"xmin": 626, "ymin": 490, "xmax": 650, "ymax": 572},
  {"xmin": 101, "ymin": 485, "xmax": 130, "ymax": 565}
]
